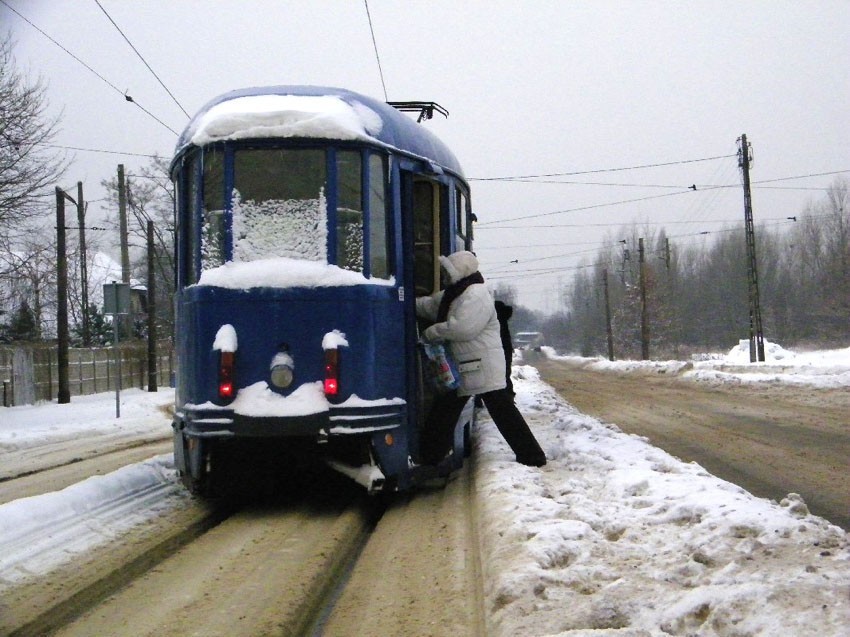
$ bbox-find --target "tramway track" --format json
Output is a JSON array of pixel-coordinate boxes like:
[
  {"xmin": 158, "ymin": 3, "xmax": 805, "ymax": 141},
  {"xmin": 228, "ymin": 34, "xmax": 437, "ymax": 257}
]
[
  {"xmin": 0, "ymin": 437, "xmax": 172, "ymax": 504},
  {"xmin": 4, "ymin": 463, "xmax": 486, "ymax": 637},
  {"xmin": 4, "ymin": 468, "xmax": 376, "ymax": 637},
  {"xmin": 0, "ymin": 435, "xmax": 171, "ymax": 481},
  {"xmin": 2, "ymin": 493, "xmax": 228, "ymax": 637}
]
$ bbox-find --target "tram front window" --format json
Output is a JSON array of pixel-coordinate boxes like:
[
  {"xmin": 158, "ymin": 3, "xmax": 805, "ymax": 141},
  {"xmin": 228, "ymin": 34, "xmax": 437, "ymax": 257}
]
[
  {"xmin": 337, "ymin": 151, "xmax": 363, "ymax": 272},
  {"xmin": 232, "ymin": 148, "xmax": 328, "ymax": 263}
]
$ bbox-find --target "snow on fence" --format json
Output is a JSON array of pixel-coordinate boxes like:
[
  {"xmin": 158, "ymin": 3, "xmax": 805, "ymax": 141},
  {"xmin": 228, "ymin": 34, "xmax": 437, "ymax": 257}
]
[{"xmin": 0, "ymin": 344, "xmax": 174, "ymax": 407}]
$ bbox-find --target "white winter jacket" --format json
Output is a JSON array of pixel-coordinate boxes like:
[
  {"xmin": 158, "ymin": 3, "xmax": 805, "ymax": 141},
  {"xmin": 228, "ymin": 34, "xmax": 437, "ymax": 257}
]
[{"xmin": 416, "ymin": 251, "xmax": 507, "ymax": 397}]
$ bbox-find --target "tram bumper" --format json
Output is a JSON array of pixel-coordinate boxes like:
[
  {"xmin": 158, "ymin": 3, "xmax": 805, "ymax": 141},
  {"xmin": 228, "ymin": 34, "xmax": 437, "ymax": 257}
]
[
  {"xmin": 173, "ymin": 399, "xmax": 408, "ymax": 494},
  {"xmin": 175, "ymin": 407, "xmax": 330, "ymax": 439},
  {"xmin": 174, "ymin": 401, "xmax": 405, "ymax": 439}
]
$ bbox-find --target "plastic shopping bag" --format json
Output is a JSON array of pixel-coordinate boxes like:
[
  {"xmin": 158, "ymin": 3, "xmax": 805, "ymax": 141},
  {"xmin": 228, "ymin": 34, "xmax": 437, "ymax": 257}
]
[{"xmin": 421, "ymin": 342, "xmax": 460, "ymax": 392}]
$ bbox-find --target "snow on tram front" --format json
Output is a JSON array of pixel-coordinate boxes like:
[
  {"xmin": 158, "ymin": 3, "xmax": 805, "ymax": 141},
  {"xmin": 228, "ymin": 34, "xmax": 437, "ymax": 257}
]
[{"xmin": 169, "ymin": 86, "xmax": 476, "ymax": 496}]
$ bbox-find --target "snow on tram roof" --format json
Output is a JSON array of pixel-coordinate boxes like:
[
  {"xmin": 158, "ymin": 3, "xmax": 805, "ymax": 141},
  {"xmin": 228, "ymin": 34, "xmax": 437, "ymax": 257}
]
[{"xmin": 173, "ymin": 86, "xmax": 464, "ymax": 177}]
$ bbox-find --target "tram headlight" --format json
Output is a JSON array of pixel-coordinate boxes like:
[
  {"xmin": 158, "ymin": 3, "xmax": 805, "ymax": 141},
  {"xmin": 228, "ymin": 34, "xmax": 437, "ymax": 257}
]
[{"xmin": 269, "ymin": 350, "xmax": 295, "ymax": 389}]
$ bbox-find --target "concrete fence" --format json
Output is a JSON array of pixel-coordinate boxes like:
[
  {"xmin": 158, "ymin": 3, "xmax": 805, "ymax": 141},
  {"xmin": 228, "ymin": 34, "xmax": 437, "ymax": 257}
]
[{"xmin": 0, "ymin": 343, "xmax": 174, "ymax": 407}]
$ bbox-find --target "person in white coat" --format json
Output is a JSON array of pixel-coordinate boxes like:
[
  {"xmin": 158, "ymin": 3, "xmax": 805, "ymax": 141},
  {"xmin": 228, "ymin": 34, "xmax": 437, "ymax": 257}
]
[{"xmin": 416, "ymin": 251, "xmax": 546, "ymax": 467}]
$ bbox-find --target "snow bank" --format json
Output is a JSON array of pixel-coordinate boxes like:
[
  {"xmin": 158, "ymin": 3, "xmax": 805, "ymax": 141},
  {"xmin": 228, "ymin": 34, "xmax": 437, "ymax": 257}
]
[
  {"xmin": 0, "ymin": 455, "xmax": 188, "ymax": 585},
  {"xmin": 474, "ymin": 365, "xmax": 849, "ymax": 636},
  {"xmin": 541, "ymin": 341, "xmax": 850, "ymax": 389}
]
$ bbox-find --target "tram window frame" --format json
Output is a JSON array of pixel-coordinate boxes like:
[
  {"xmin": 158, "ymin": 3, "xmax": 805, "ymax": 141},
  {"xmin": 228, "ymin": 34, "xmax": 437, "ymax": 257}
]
[
  {"xmin": 455, "ymin": 186, "xmax": 471, "ymax": 250},
  {"xmin": 335, "ymin": 150, "xmax": 364, "ymax": 273},
  {"xmin": 201, "ymin": 147, "xmax": 226, "ymax": 270},
  {"xmin": 367, "ymin": 153, "xmax": 391, "ymax": 279},
  {"xmin": 182, "ymin": 152, "xmax": 201, "ymax": 286}
]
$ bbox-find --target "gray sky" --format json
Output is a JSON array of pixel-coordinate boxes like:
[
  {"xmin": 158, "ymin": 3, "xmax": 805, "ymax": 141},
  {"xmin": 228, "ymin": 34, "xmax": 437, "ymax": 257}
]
[{"xmin": 3, "ymin": 0, "xmax": 848, "ymax": 312}]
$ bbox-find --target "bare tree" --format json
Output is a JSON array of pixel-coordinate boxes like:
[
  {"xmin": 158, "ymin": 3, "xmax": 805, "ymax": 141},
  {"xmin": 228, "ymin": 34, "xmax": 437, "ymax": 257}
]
[
  {"xmin": 0, "ymin": 228, "xmax": 57, "ymax": 339},
  {"xmin": 0, "ymin": 33, "xmax": 67, "ymax": 239}
]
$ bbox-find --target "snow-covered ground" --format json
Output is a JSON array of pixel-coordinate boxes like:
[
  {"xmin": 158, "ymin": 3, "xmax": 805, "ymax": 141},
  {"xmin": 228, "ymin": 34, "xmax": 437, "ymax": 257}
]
[{"xmin": 0, "ymin": 343, "xmax": 848, "ymax": 635}]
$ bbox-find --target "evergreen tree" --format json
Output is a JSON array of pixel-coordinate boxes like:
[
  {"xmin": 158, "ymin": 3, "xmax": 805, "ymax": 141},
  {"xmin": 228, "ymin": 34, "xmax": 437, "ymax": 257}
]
[
  {"xmin": 7, "ymin": 300, "xmax": 38, "ymax": 341},
  {"xmin": 71, "ymin": 304, "xmax": 113, "ymax": 346}
]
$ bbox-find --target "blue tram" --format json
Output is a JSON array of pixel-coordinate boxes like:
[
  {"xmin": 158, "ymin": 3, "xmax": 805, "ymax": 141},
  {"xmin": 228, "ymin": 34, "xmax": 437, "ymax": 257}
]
[{"xmin": 170, "ymin": 86, "xmax": 475, "ymax": 495}]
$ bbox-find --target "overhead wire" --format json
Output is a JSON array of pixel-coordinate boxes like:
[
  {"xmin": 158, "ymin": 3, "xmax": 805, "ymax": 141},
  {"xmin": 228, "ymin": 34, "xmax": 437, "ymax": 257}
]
[
  {"xmin": 469, "ymin": 154, "xmax": 737, "ymax": 181},
  {"xmin": 1, "ymin": 0, "xmax": 179, "ymax": 135},
  {"xmin": 476, "ymin": 189, "xmax": 706, "ymax": 227},
  {"xmin": 476, "ymin": 168, "xmax": 849, "ymax": 227},
  {"xmin": 363, "ymin": 0, "xmax": 388, "ymax": 101},
  {"xmin": 484, "ymin": 217, "xmax": 804, "ymax": 281},
  {"xmin": 40, "ymin": 143, "xmax": 160, "ymax": 158},
  {"xmin": 93, "ymin": 0, "xmax": 190, "ymax": 119}
]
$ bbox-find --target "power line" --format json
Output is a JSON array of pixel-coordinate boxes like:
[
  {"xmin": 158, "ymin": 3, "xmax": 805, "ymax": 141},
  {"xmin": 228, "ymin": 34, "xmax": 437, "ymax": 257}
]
[
  {"xmin": 469, "ymin": 154, "xmax": 737, "ymax": 181},
  {"xmin": 483, "ymin": 218, "xmax": 804, "ymax": 280},
  {"xmin": 476, "ymin": 189, "xmax": 701, "ymax": 226},
  {"xmin": 749, "ymin": 168, "xmax": 850, "ymax": 184},
  {"xmin": 476, "ymin": 168, "xmax": 850, "ymax": 227},
  {"xmin": 40, "ymin": 143, "xmax": 160, "ymax": 158},
  {"xmin": 1, "ymin": 0, "xmax": 179, "ymax": 135},
  {"xmin": 93, "ymin": 0, "xmax": 190, "ymax": 118},
  {"xmin": 363, "ymin": 0, "xmax": 388, "ymax": 101},
  {"xmin": 470, "ymin": 178, "xmax": 839, "ymax": 193}
]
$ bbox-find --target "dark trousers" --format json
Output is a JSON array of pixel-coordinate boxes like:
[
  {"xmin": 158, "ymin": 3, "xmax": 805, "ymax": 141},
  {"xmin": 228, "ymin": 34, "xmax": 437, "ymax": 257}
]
[{"xmin": 420, "ymin": 388, "xmax": 546, "ymax": 465}]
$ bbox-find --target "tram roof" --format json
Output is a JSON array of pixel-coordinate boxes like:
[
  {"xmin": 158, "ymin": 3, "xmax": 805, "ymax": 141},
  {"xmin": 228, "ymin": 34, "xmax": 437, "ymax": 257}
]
[{"xmin": 173, "ymin": 86, "xmax": 464, "ymax": 177}]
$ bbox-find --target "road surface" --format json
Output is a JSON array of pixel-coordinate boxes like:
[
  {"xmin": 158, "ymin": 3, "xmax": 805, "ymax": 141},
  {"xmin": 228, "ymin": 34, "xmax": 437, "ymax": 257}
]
[{"xmin": 532, "ymin": 356, "xmax": 849, "ymax": 530}]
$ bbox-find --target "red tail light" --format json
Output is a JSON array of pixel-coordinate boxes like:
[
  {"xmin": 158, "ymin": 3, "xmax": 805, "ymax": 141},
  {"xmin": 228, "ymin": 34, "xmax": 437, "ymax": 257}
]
[
  {"xmin": 324, "ymin": 349, "xmax": 339, "ymax": 397},
  {"xmin": 219, "ymin": 351, "xmax": 235, "ymax": 399}
]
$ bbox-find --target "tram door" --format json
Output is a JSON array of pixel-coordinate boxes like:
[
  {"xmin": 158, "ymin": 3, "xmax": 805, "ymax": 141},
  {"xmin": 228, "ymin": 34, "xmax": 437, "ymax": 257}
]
[{"xmin": 405, "ymin": 177, "xmax": 447, "ymax": 437}]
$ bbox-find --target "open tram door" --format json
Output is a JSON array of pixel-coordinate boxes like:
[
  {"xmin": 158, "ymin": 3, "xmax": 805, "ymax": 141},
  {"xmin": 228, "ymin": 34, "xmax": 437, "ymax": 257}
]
[{"xmin": 400, "ymin": 169, "xmax": 475, "ymax": 472}]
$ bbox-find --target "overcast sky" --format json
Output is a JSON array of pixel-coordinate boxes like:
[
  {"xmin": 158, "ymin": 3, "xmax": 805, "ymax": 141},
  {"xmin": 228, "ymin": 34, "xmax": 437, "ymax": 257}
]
[{"xmin": 3, "ymin": 0, "xmax": 848, "ymax": 313}]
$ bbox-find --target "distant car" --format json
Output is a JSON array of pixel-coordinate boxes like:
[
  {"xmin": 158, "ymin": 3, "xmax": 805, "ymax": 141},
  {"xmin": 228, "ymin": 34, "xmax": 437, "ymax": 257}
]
[{"xmin": 514, "ymin": 332, "xmax": 544, "ymax": 351}]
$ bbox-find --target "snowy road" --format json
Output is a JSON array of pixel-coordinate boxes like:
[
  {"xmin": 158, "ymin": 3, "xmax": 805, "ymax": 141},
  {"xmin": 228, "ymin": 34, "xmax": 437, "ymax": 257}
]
[{"xmin": 533, "ymin": 355, "xmax": 850, "ymax": 530}]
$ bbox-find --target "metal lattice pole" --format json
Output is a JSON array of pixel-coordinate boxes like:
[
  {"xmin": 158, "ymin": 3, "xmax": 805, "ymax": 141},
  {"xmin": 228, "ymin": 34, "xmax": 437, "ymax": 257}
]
[{"xmin": 738, "ymin": 134, "xmax": 765, "ymax": 362}]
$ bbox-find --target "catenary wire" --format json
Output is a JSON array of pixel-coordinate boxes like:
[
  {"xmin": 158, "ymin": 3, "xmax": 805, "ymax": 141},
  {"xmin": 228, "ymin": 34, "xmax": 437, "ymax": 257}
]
[
  {"xmin": 1, "ymin": 0, "xmax": 179, "ymax": 135},
  {"xmin": 93, "ymin": 0, "xmax": 190, "ymax": 118},
  {"xmin": 477, "ymin": 169, "xmax": 850, "ymax": 227},
  {"xmin": 468, "ymin": 154, "xmax": 737, "ymax": 181},
  {"xmin": 41, "ymin": 143, "xmax": 160, "ymax": 158},
  {"xmin": 363, "ymin": 0, "xmax": 388, "ymax": 102}
]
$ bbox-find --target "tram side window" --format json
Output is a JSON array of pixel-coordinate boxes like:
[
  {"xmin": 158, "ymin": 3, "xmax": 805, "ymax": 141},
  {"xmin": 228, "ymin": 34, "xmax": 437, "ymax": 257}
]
[
  {"xmin": 202, "ymin": 148, "xmax": 225, "ymax": 269},
  {"xmin": 368, "ymin": 154, "xmax": 390, "ymax": 279},
  {"xmin": 455, "ymin": 187, "xmax": 468, "ymax": 250},
  {"xmin": 232, "ymin": 148, "xmax": 327, "ymax": 263},
  {"xmin": 336, "ymin": 151, "xmax": 363, "ymax": 272},
  {"xmin": 184, "ymin": 153, "xmax": 200, "ymax": 285},
  {"xmin": 413, "ymin": 181, "xmax": 438, "ymax": 295}
]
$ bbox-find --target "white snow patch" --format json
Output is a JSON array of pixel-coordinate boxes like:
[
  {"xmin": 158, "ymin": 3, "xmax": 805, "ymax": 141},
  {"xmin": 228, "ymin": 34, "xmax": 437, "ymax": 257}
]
[
  {"xmin": 212, "ymin": 324, "xmax": 237, "ymax": 352},
  {"xmin": 323, "ymin": 329, "xmax": 349, "ymax": 350},
  {"xmin": 229, "ymin": 381, "xmax": 327, "ymax": 417},
  {"xmin": 189, "ymin": 94, "xmax": 382, "ymax": 146},
  {"xmin": 196, "ymin": 257, "xmax": 393, "ymax": 290}
]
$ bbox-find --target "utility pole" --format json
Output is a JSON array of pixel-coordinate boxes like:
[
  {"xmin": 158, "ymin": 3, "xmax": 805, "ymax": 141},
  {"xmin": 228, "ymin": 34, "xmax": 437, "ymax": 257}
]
[
  {"xmin": 146, "ymin": 220, "xmax": 158, "ymax": 392},
  {"xmin": 55, "ymin": 187, "xmax": 71, "ymax": 404},
  {"xmin": 639, "ymin": 238, "xmax": 649, "ymax": 360},
  {"xmin": 118, "ymin": 164, "xmax": 131, "ymax": 284},
  {"xmin": 738, "ymin": 134, "xmax": 765, "ymax": 362},
  {"xmin": 76, "ymin": 181, "xmax": 90, "ymax": 346},
  {"xmin": 602, "ymin": 268, "xmax": 614, "ymax": 361}
]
